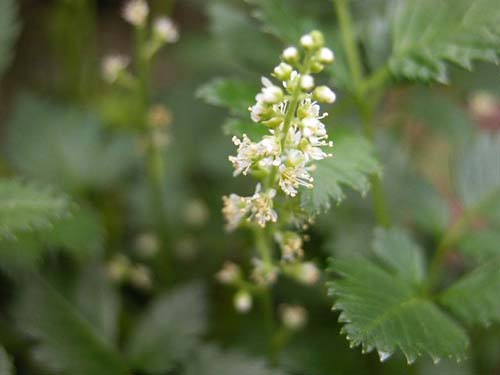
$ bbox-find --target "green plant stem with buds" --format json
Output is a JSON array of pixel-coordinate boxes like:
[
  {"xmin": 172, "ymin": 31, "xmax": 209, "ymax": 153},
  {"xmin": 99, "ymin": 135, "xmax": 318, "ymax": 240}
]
[
  {"xmin": 333, "ymin": 0, "xmax": 391, "ymax": 227},
  {"xmin": 134, "ymin": 24, "xmax": 172, "ymax": 285}
]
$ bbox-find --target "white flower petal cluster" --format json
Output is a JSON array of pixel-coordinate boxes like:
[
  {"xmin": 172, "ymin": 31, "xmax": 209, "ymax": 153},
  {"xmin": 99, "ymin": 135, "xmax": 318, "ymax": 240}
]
[
  {"xmin": 153, "ymin": 17, "xmax": 179, "ymax": 43},
  {"xmin": 222, "ymin": 184, "xmax": 278, "ymax": 230},
  {"xmin": 122, "ymin": 0, "xmax": 149, "ymax": 27},
  {"xmin": 224, "ymin": 31, "xmax": 335, "ymax": 230}
]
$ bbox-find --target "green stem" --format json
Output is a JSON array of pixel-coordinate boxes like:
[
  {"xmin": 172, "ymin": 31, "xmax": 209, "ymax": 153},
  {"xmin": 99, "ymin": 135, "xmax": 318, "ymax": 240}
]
[
  {"xmin": 427, "ymin": 210, "xmax": 473, "ymax": 291},
  {"xmin": 135, "ymin": 25, "xmax": 172, "ymax": 285},
  {"xmin": 333, "ymin": 0, "xmax": 363, "ymax": 90},
  {"xmin": 333, "ymin": 0, "xmax": 391, "ymax": 227},
  {"xmin": 253, "ymin": 228, "xmax": 276, "ymax": 361}
]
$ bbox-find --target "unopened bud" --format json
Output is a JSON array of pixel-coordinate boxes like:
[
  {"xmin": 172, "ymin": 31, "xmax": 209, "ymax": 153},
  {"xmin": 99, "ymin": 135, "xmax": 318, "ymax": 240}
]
[
  {"xmin": 296, "ymin": 262, "xmax": 320, "ymax": 285},
  {"xmin": 282, "ymin": 46, "xmax": 299, "ymax": 63},
  {"xmin": 153, "ymin": 17, "xmax": 179, "ymax": 43},
  {"xmin": 122, "ymin": 0, "xmax": 149, "ymax": 27},
  {"xmin": 300, "ymin": 74, "xmax": 315, "ymax": 91},
  {"xmin": 102, "ymin": 55, "xmax": 129, "ymax": 83},
  {"xmin": 318, "ymin": 47, "xmax": 334, "ymax": 64},
  {"xmin": 313, "ymin": 86, "xmax": 336, "ymax": 103},
  {"xmin": 280, "ymin": 304, "xmax": 307, "ymax": 330},
  {"xmin": 234, "ymin": 290, "xmax": 252, "ymax": 313},
  {"xmin": 216, "ymin": 261, "xmax": 241, "ymax": 284},
  {"xmin": 273, "ymin": 62, "xmax": 293, "ymax": 81}
]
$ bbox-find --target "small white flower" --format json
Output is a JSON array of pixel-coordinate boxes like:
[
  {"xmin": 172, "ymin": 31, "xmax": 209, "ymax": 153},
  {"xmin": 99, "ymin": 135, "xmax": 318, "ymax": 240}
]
[
  {"xmin": 222, "ymin": 193, "xmax": 249, "ymax": 231},
  {"xmin": 300, "ymin": 34, "xmax": 314, "ymax": 49},
  {"xmin": 273, "ymin": 62, "xmax": 293, "ymax": 80},
  {"xmin": 313, "ymin": 86, "xmax": 336, "ymax": 103},
  {"xmin": 300, "ymin": 74, "xmax": 315, "ymax": 91},
  {"xmin": 153, "ymin": 17, "xmax": 179, "ymax": 43},
  {"xmin": 247, "ymin": 184, "xmax": 278, "ymax": 227},
  {"xmin": 275, "ymin": 231, "xmax": 304, "ymax": 261},
  {"xmin": 280, "ymin": 304, "xmax": 307, "ymax": 330},
  {"xmin": 261, "ymin": 77, "xmax": 283, "ymax": 104},
  {"xmin": 297, "ymin": 262, "xmax": 320, "ymax": 284},
  {"xmin": 301, "ymin": 117, "xmax": 327, "ymax": 138},
  {"xmin": 318, "ymin": 47, "xmax": 335, "ymax": 63},
  {"xmin": 252, "ymin": 258, "xmax": 279, "ymax": 285},
  {"xmin": 282, "ymin": 46, "xmax": 299, "ymax": 62},
  {"xmin": 102, "ymin": 54, "xmax": 129, "ymax": 83},
  {"xmin": 278, "ymin": 160, "xmax": 313, "ymax": 197},
  {"xmin": 216, "ymin": 261, "xmax": 240, "ymax": 284},
  {"xmin": 234, "ymin": 290, "xmax": 252, "ymax": 313},
  {"xmin": 122, "ymin": 0, "xmax": 149, "ymax": 27}
]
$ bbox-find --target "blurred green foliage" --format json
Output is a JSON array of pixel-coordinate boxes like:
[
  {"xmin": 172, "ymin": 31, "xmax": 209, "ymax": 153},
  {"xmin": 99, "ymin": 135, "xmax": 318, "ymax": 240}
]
[{"xmin": 0, "ymin": 0, "xmax": 499, "ymax": 374}]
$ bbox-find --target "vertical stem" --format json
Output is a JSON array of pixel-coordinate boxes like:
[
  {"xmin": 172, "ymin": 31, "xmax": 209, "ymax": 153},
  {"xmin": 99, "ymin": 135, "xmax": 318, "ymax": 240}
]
[
  {"xmin": 254, "ymin": 228, "xmax": 276, "ymax": 361},
  {"xmin": 135, "ymin": 25, "xmax": 172, "ymax": 284},
  {"xmin": 333, "ymin": 0, "xmax": 363, "ymax": 90},
  {"xmin": 333, "ymin": 0, "xmax": 391, "ymax": 227}
]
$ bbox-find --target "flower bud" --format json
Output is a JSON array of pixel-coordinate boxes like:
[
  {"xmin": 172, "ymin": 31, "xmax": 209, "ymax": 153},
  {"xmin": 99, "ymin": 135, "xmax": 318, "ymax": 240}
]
[
  {"xmin": 280, "ymin": 304, "xmax": 307, "ymax": 330},
  {"xmin": 153, "ymin": 17, "xmax": 179, "ymax": 43},
  {"xmin": 296, "ymin": 262, "xmax": 320, "ymax": 285},
  {"xmin": 282, "ymin": 46, "xmax": 299, "ymax": 63},
  {"xmin": 102, "ymin": 55, "xmax": 129, "ymax": 83},
  {"xmin": 129, "ymin": 264, "xmax": 153, "ymax": 290},
  {"xmin": 309, "ymin": 61, "xmax": 324, "ymax": 74},
  {"xmin": 216, "ymin": 261, "xmax": 241, "ymax": 284},
  {"xmin": 313, "ymin": 86, "xmax": 336, "ymax": 103},
  {"xmin": 135, "ymin": 232, "xmax": 159, "ymax": 258},
  {"xmin": 122, "ymin": 0, "xmax": 149, "ymax": 27},
  {"xmin": 300, "ymin": 74, "xmax": 315, "ymax": 91},
  {"xmin": 273, "ymin": 62, "xmax": 293, "ymax": 81},
  {"xmin": 300, "ymin": 34, "xmax": 315, "ymax": 49},
  {"xmin": 234, "ymin": 290, "xmax": 252, "ymax": 313},
  {"xmin": 107, "ymin": 254, "xmax": 131, "ymax": 282},
  {"xmin": 318, "ymin": 47, "xmax": 335, "ymax": 64}
]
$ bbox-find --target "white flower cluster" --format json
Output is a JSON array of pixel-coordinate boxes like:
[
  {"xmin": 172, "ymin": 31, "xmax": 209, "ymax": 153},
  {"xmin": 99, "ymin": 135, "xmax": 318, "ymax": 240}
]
[{"xmin": 223, "ymin": 30, "xmax": 336, "ymax": 230}]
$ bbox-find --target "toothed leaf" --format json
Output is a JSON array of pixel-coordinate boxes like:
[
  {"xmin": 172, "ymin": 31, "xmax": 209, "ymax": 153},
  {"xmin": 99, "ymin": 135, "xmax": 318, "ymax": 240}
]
[
  {"xmin": 0, "ymin": 180, "xmax": 70, "ymax": 239},
  {"xmin": 126, "ymin": 283, "xmax": 207, "ymax": 373},
  {"xmin": 389, "ymin": 0, "xmax": 500, "ymax": 83},
  {"xmin": 327, "ymin": 258, "xmax": 468, "ymax": 364},
  {"xmin": 440, "ymin": 258, "xmax": 500, "ymax": 326},
  {"xmin": 301, "ymin": 135, "xmax": 382, "ymax": 213}
]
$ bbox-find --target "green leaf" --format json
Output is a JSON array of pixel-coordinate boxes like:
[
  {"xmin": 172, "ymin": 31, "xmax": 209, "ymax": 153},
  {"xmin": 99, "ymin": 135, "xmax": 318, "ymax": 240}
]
[
  {"xmin": 455, "ymin": 133, "xmax": 500, "ymax": 212},
  {"xmin": 440, "ymin": 258, "xmax": 500, "ymax": 326},
  {"xmin": 0, "ymin": 206, "xmax": 103, "ymax": 270},
  {"xmin": 0, "ymin": 0, "xmax": 20, "ymax": 78},
  {"xmin": 196, "ymin": 78, "xmax": 258, "ymax": 117},
  {"xmin": 301, "ymin": 135, "xmax": 382, "ymax": 213},
  {"xmin": 327, "ymin": 258, "xmax": 469, "ymax": 364},
  {"xmin": 458, "ymin": 229, "xmax": 500, "ymax": 262},
  {"xmin": 389, "ymin": 0, "xmax": 500, "ymax": 83},
  {"xmin": 0, "ymin": 346, "xmax": 13, "ymax": 375},
  {"xmin": 184, "ymin": 345, "xmax": 281, "ymax": 375},
  {"xmin": 6, "ymin": 94, "xmax": 138, "ymax": 192},
  {"xmin": 372, "ymin": 227, "xmax": 425, "ymax": 284},
  {"xmin": 126, "ymin": 283, "xmax": 206, "ymax": 374},
  {"xmin": 246, "ymin": 0, "xmax": 311, "ymax": 43},
  {"xmin": 0, "ymin": 180, "xmax": 70, "ymax": 239},
  {"xmin": 74, "ymin": 263, "xmax": 120, "ymax": 345},
  {"xmin": 15, "ymin": 277, "xmax": 128, "ymax": 375},
  {"xmin": 208, "ymin": 3, "xmax": 277, "ymax": 71}
]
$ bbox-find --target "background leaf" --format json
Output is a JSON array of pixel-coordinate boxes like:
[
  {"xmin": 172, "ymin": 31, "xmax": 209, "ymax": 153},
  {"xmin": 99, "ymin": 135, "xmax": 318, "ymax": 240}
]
[
  {"xmin": 328, "ymin": 258, "xmax": 468, "ymax": 364},
  {"xmin": 184, "ymin": 345, "xmax": 281, "ymax": 375},
  {"xmin": 0, "ymin": 180, "xmax": 70, "ymax": 239},
  {"xmin": 301, "ymin": 135, "xmax": 382, "ymax": 213},
  {"xmin": 372, "ymin": 227, "xmax": 425, "ymax": 284},
  {"xmin": 126, "ymin": 283, "xmax": 207, "ymax": 374},
  {"xmin": 455, "ymin": 133, "xmax": 500, "ymax": 212},
  {"xmin": 389, "ymin": 0, "xmax": 500, "ymax": 83},
  {"xmin": 440, "ymin": 258, "xmax": 500, "ymax": 327},
  {"xmin": 6, "ymin": 94, "xmax": 138, "ymax": 192},
  {"xmin": 15, "ymin": 276, "xmax": 128, "ymax": 375}
]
